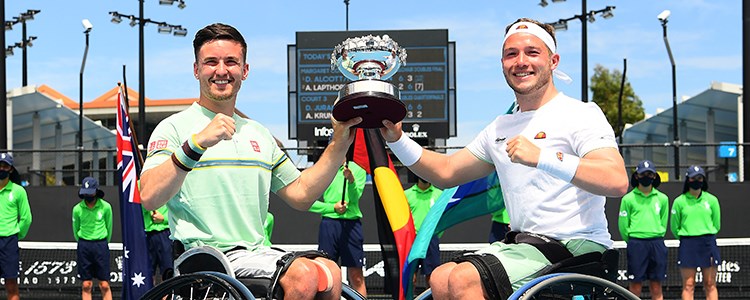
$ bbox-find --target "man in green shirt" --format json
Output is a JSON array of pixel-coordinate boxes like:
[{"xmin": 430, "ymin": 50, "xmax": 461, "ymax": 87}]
[
  {"xmin": 142, "ymin": 205, "xmax": 172, "ymax": 282},
  {"xmin": 0, "ymin": 153, "xmax": 31, "ymax": 300},
  {"xmin": 618, "ymin": 160, "xmax": 668, "ymax": 300},
  {"xmin": 309, "ymin": 161, "xmax": 367, "ymax": 297},
  {"xmin": 72, "ymin": 177, "xmax": 113, "ymax": 300},
  {"xmin": 139, "ymin": 23, "xmax": 360, "ymax": 299},
  {"xmin": 404, "ymin": 176, "xmax": 442, "ymax": 286}
]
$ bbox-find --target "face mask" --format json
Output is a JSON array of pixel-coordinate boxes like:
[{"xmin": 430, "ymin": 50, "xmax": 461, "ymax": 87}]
[
  {"xmin": 0, "ymin": 170, "xmax": 8, "ymax": 180},
  {"xmin": 83, "ymin": 196, "xmax": 96, "ymax": 203},
  {"xmin": 688, "ymin": 180, "xmax": 703, "ymax": 190},
  {"xmin": 637, "ymin": 176, "xmax": 654, "ymax": 187}
]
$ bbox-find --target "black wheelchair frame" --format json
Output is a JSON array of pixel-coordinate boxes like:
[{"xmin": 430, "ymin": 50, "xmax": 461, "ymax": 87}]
[{"xmin": 140, "ymin": 245, "xmax": 366, "ymax": 300}]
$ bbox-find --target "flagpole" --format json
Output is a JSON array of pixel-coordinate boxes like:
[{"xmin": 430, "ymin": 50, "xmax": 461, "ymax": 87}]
[{"xmin": 119, "ymin": 79, "xmax": 145, "ymax": 168}]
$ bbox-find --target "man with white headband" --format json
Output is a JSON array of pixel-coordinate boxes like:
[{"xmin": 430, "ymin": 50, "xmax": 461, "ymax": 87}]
[{"xmin": 380, "ymin": 18, "xmax": 628, "ymax": 299}]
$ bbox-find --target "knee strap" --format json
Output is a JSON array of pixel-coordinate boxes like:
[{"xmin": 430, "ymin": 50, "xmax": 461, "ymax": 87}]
[
  {"xmin": 309, "ymin": 259, "xmax": 334, "ymax": 292},
  {"xmin": 453, "ymin": 253, "xmax": 513, "ymax": 300},
  {"xmin": 268, "ymin": 250, "xmax": 332, "ymax": 299}
]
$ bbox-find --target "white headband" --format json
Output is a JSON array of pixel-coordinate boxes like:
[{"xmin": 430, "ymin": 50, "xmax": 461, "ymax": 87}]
[
  {"xmin": 502, "ymin": 21, "xmax": 572, "ymax": 84},
  {"xmin": 503, "ymin": 22, "xmax": 556, "ymax": 53}
]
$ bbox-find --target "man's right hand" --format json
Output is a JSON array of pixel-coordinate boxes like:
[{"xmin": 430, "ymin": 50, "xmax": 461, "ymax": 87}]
[
  {"xmin": 380, "ymin": 120, "xmax": 403, "ymax": 142},
  {"xmin": 195, "ymin": 113, "xmax": 236, "ymax": 148}
]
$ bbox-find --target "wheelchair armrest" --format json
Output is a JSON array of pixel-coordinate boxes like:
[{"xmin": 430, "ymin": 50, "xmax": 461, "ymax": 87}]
[{"xmin": 173, "ymin": 245, "xmax": 236, "ymax": 278}]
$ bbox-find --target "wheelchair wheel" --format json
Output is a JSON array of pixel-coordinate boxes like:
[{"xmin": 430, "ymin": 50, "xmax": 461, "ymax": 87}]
[
  {"xmin": 512, "ymin": 273, "xmax": 640, "ymax": 300},
  {"xmin": 411, "ymin": 274, "xmax": 640, "ymax": 300},
  {"xmin": 341, "ymin": 283, "xmax": 366, "ymax": 300},
  {"xmin": 141, "ymin": 271, "xmax": 256, "ymax": 300}
]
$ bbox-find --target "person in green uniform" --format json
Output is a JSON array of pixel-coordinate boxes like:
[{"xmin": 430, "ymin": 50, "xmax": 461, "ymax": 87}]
[
  {"xmin": 488, "ymin": 208, "xmax": 510, "ymax": 243},
  {"xmin": 142, "ymin": 205, "xmax": 172, "ymax": 282},
  {"xmin": 671, "ymin": 165, "xmax": 720, "ymax": 300},
  {"xmin": 139, "ymin": 23, "xmax": 360, "ymax": 299},
  {"xmin": 618, "ymin": 160, "xmax": 668, "ymax": 300},
  {"xmin": 72, "ymin": 177, "xmax": 113, "ymax": 300},
  {"xmin": 309, "ymin": 161, "xmax": 367, "ymax": 297},
  {"xmin": 263, "ymin": 211, "xmax": 274, "ymax": 246},
  {"xmin": 404, "ymin": 175, "xmax": 443, "ymax": 286},
  {"xmin": 0, "ymin": 153, "xmax": 31, "ymax": 300}
]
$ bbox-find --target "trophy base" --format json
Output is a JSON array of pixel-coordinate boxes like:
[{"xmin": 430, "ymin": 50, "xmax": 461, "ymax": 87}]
[{"xmin": 332, "ymin": 80, "xmax": 406, "ymax": 128}]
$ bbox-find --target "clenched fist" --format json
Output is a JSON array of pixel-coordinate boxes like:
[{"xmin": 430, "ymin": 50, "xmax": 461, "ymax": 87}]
[
  {"xmin": 506, "ymin": 135, "xmax": 541, "ymax": 167},
  {"xmin": 194, "ymin": 113, "xmax": 236, "ymax": 148}
]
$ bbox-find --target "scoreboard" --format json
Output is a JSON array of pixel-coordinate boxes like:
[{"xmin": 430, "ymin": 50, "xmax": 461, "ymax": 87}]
[{"xmin": 288, "ymin": 29, "xmax": 456, "ymax": 142}]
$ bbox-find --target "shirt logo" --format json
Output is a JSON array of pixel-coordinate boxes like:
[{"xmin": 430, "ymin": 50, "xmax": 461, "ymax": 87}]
[
  {"xmin": 250, "ymin": 141, "xmax": 261, "ymax": 153},
  {"xmin": 619, "ymin": 210, "xmax": 627, "ymax": 217},
  {"xmin": 149, "ymin": 139, "xmax": 169, "ymax": 152},
  {"xmin": 495, "ymin": 136, "xmax": 507, "ymax": 143},
  {"xmin": 534, "ymin": 132, "xmax": 547, "ymax": 139},
  {"xmin": 556, "ymin": 152, "xmax": 564, "ymax": 162}
]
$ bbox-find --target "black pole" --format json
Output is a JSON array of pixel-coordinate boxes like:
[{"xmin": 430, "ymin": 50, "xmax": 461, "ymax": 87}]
[
  {"xmin": 661, "ymin": 21, "xmax": 680, "ymax": 181},
  {"xmin": 581, "ymin": 0, "xmax": 588, "ymax": 103},
  {"xmin": 344, "ymin": 0, "xmax": 350, "ymax": 31},
  {"xmin": 341, "ymin": 161, "xmax": 348, "ymax": 205},
  {"xmin": 617, "ymin": 58, "xmax": 627, "ymax": 145},
  {"xmin": 79, "ymin": 30, "xmax": 90, "ymax": 182},
  {"xmin": 139, "ymin": 0, "xmax": 146, "ymax": 150},
  {"xmin": 744, "ymin": 0, "xmax": 749, "ymax": 182},
  {"xmin": 21, "ymin": 20, "xmax": 27, "ymax": 87},
  {"xmin": 1, "ymin": 0, "xmax": 7, "ymax": 150}
]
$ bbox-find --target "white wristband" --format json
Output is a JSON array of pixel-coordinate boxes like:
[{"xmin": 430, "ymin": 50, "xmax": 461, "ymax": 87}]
[
  {"xmin": 386, "ymin": 133, "xmax": 423, "ymax": 166},
  {"xmin": 536, "ymin": 148, "xmax": 580, "ymax": 182}
]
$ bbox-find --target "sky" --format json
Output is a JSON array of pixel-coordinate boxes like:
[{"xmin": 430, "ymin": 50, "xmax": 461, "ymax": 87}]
[{"xmin": 4, "ymin": 0, "xmax": 742, "ymax": 164}]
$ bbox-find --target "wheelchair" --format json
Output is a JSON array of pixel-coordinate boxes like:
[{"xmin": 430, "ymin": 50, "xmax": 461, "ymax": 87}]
[
  {"xmin": 140, "ymin": 245, "xmax": 366, "ymax": 300},
  {"xmin": 414, "ymin": 249, "xmax": 641, "ymax": 300}
]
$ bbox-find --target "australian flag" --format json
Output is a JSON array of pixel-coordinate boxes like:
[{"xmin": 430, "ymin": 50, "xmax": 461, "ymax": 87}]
[{"xmin": 117, "ymin": 85, "xmax": 153, "ymax": 299}]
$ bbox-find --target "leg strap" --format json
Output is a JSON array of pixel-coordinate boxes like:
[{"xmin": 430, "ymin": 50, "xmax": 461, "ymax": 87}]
[
  {"xmin": 268, "ymin": 250, "xmax": 332, "ymax": 299},
  {"xmin": 452, "ymin": 253, "xmax": 513, "ymax": 300}
]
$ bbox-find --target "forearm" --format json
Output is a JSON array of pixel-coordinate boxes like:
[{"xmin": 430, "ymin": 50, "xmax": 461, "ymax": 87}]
[
  {"xmin": 279, "ymin": 140, "xmax": 349, "ymax": 210},
  {"xmin": 408, "ymin": 148, "xmax": 493, "ymax": 189},
  {"xmin": 140, "ymin": 160, "xmax": 188, "ymax": 211}
]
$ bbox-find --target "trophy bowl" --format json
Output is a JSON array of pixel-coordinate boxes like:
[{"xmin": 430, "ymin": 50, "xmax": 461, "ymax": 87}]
[{"xmin": 330, "ymin": 35, "xmax": 407, "ymax": 128}]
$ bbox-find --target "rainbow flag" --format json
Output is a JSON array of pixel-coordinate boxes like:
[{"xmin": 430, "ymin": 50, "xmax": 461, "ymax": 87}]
[{"xmin": 402, "ymin": 172, "xmax": 504, "ymax": 298}]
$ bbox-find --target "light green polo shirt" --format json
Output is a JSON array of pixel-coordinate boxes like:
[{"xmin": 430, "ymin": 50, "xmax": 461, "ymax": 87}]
[
  {"xmin": 308, "ymin": 162, "xmax": 366, "ymax": 220},
  {"xmin": 0, "ymin": 181, "xmax": 32, "ymax": 239},
  {"xmin": 142, "ymin": 103, "xmax": 300, "ymax": 252},
  {"xmin": 72, "ymin": 198, "xmax": 113, "ymax": 242},
  {"xmin": 617, "ymin": 187, "xmax": 669, "ymax": 242}
]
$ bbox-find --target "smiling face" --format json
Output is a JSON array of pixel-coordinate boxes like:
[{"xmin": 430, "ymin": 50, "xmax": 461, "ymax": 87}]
[
  {"xmin": 193, "ymin": 39, "xmax": 249, "ymax": 104},
  {"xmin": 501, "ymin": 33, "xmax": 559, "ymax": 98}
]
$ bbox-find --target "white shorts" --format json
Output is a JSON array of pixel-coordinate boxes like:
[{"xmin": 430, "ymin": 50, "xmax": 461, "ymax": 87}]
[{"xmin": 225, "ymin": 247, "xmax": 288, "ymax": 278}]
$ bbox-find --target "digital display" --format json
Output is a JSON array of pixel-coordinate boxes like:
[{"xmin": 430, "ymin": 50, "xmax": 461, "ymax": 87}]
[{"xmin": 289, "ymin": 30, "xmax": 456, "ymax": 140}]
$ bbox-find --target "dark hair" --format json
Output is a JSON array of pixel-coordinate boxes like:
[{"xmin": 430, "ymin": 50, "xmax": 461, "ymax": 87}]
[
  {"xmin": 193, "ymin": 23, "xmax": 247, "ymax": 63},
  {"xmin": 682, "ymin": 176, "xmax": 709, "ymax": 194},
  {"xmin": 504, "ymin": 18, "xmax": 557, "ymax": 52},
  {"xmin": 629, "ymin": 171, "xmax": 661, "ymax": 188},
  {"xmin": 8, "ymin": 168, "xmax": 21, "ymax": 185}
]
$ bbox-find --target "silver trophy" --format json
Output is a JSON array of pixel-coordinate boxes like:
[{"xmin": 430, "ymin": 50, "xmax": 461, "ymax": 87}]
[{"xmin": 330, "ymin": 34, "xmax": 408, "ymax": 128}]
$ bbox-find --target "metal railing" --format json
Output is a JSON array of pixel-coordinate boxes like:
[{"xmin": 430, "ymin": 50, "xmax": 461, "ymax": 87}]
[{"xmin": 1, "ymin": 142, "xmax": 747, "ymax": 187}]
